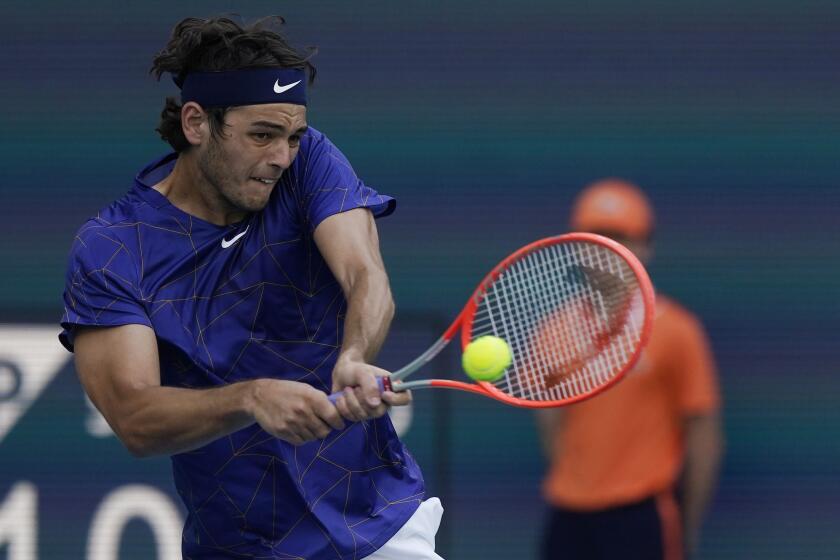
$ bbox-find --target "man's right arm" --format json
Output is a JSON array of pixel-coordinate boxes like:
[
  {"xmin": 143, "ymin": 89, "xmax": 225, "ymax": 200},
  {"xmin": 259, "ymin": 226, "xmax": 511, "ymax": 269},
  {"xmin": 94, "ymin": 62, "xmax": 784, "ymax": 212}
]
[
  {"xmin": 73, "ymin": 324, "xmax": 345, "ymax": 456},
  {"xmin": 535, "ymin": 408, "xmax": 566, "ymax": 461}
]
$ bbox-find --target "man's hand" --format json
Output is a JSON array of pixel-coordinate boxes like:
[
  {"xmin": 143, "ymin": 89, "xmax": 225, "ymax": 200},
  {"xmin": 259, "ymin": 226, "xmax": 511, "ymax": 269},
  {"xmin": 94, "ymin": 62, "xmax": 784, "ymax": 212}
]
[
  {"xmin": 249, "ymin": 379, "xmax": 346, "ymax": 445},
  {"xmin": 331, "ymin": 357, "xmax": 411, "ymax": 422}
]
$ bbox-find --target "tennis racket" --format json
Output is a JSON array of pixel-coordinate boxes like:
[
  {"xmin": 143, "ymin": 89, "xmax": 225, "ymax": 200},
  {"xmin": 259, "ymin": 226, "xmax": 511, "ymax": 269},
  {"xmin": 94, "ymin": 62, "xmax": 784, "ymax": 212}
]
[{"xmin": 329, "ymin": 233, "xmax": 655, "ymax": 408}]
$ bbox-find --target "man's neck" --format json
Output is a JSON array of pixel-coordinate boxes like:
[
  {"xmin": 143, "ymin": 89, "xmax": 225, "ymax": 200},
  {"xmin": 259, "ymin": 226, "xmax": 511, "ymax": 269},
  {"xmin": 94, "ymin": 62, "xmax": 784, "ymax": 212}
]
[{"xmin": 152, "ymin": 153, "xmax": 246, "ymax": 226}]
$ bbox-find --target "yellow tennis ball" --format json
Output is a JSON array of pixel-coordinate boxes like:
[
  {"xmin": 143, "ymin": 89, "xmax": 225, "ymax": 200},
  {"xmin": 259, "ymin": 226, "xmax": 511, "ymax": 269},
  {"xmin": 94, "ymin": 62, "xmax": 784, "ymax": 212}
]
[{"xmin": 462, "ymin": 336, "xmax": 512, "ymax": 382}]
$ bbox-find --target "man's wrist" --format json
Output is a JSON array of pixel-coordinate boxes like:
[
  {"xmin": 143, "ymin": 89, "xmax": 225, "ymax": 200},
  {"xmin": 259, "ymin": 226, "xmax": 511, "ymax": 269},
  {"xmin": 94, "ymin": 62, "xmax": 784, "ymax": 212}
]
[
  {"xmin": 240, "ymin": 379, "xmax": 265, "ymax": 421},
  {"xmin": 336, "ymin": 348, "xmax": 365, "ymax": 367}
]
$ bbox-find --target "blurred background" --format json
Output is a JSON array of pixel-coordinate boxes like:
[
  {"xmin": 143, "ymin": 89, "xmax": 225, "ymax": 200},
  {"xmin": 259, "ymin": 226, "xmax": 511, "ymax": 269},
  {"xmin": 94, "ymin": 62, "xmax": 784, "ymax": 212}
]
[{"xmin": 2, "ymin": 1, "xmax": 839, "ymax": 558}]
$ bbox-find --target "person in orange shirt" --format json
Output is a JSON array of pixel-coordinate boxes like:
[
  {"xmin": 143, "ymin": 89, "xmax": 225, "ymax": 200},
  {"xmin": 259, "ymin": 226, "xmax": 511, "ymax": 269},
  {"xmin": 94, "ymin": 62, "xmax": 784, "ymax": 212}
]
[{"xmin": 537, "ymin": 179, "xmax": 724, "ymax": 560}]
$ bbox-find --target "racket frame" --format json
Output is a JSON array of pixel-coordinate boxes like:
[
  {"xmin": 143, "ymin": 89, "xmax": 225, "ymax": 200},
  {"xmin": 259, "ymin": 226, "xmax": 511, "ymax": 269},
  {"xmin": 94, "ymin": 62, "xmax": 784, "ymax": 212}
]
[{"xmin": 386, "ymin": 233, "xmax": 655, "ymax": 408}]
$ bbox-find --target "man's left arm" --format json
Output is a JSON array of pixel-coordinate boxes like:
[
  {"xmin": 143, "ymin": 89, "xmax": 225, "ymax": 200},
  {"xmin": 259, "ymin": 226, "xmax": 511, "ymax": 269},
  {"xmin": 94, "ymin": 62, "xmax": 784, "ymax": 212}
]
[
  {"xmin": 674, "ymin": 311, "xmax": 725, "ymax": 557},
  {"xmin": 314, "ymin": 207, "xmax": 411, "ymax": 422},
  {"xmin": 682, "ymin": 411, "xmax": 724, "ymax": 557}
]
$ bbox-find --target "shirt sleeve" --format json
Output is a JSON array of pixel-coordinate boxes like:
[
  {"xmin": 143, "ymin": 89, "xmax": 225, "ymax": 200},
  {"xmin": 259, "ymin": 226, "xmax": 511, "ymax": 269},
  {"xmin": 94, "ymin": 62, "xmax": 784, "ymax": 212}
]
[
  {"xmin": 292, "ymin": 128, "xmax": 396, "ymax": 232},
  {"xmin": 673, "ymin": 310, "xmax": 721, "ymax": 416},
  {"xmin": 59, "ymin": 223, "xmax": 152, "ymax": 352}
]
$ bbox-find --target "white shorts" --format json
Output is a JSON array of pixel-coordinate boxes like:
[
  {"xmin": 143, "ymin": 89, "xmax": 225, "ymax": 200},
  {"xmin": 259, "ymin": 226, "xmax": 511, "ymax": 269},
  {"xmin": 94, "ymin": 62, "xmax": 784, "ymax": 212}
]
[{"xmin": 362, "ymin": 497, "xmax": 445, "ymax": 560}]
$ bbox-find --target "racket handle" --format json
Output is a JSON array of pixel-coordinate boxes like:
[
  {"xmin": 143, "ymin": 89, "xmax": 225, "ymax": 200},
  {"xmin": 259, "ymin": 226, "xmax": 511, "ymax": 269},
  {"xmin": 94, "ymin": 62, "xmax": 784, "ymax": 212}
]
[{"xmin": 327, "ymin": 376, "xmax": 393, "ymax": 405}]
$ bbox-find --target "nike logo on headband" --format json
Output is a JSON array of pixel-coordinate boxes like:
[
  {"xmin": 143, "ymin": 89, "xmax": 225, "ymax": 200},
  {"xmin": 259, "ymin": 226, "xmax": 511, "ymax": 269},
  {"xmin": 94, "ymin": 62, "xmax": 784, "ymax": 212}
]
[{"xmin": 274, "ymin": 79, "xmax": 302, "ymax": 94}]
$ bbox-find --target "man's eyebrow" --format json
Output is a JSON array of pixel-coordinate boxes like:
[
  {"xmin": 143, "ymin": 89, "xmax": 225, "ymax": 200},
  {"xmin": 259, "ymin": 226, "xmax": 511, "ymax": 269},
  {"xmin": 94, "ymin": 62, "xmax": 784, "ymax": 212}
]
[{"xmin": 250, "ymin": 121, "xmax": 309, "ymax": 134}]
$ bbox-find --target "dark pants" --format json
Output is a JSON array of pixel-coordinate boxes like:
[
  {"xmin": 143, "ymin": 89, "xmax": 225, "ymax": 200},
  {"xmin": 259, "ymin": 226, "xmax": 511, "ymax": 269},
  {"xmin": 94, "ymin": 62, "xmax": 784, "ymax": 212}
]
[{"xmin": 541, "ymin": 494, "xmax": 681, "ymax": 560}]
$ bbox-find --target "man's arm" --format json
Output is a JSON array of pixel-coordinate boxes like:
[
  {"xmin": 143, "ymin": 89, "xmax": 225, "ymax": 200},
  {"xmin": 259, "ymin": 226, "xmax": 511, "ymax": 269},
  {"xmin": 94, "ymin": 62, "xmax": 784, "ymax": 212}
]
[
  {"xmin": 74, "ymin": 324, "xmax": 345, "ymax": 456},
  {"xmin": 535, "ymin": 408, "xmax": 566, "ymax": 460},
  {"xmin": 682, "ymin": 411, "xmax": 724, "ymax": 557},
  {"xmin": 313, "ymin": 207, "xmax": 410, "ymax": 421}
]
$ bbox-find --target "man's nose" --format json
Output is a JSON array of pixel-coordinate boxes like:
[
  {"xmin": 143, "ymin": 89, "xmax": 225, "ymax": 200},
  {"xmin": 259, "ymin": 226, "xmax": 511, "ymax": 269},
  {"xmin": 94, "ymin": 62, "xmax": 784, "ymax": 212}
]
[{"xmin": 268, "ymin": 140, "xmax": 293, "ymax": 169}]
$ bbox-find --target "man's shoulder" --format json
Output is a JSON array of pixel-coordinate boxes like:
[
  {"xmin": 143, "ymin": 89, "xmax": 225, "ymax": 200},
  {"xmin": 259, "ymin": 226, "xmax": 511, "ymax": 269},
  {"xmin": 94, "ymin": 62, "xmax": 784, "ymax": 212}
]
[
  {"xmin": 73, "ymin": 151, "xmax": 182, "ymax": 239},
  {"xmin": 283, "ymin": 126, "xmax": 358, "ymax": 196},
  {"xmin": 300, "ymin": 126, "xmax": 328, "ymax": 148},
  {"xmin": 654, "ymin": 294, "xmax": 707, "ymax": 337},
  {"xmin": 293, "ymin": 126, "xmax": 347, "ymax": 169},
  {"xmin": 68, "ymin": 189, "xmax": 151, "ymax": 267}
]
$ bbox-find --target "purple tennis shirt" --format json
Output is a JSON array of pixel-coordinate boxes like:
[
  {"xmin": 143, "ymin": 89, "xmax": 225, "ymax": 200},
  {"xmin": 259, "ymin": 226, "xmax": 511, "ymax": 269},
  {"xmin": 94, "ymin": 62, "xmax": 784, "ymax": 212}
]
[{"xmin": 60, "ymin": 127, "xmax": 425, "ymax": 559}]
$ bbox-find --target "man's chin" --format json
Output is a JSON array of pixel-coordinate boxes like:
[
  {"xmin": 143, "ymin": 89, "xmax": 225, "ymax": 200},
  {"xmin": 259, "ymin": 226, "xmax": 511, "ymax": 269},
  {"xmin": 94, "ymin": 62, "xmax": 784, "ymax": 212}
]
[
  {"xmin": 239, "ymin": 199, "xmax": 271, "ymax": 213},
  {"xmin": 235, "ymin": 190, "xmax": 274, "ymax": 213}
]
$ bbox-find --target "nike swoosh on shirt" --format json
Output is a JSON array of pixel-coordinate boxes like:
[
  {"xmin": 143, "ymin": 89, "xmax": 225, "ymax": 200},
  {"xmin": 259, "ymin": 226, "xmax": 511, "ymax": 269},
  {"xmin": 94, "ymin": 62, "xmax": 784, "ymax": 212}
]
[
  {"xmin": 221, "ymin": 226, "xmax": 249, "ymax": 249},
  {"xmin": 273, "ymin": 79, "xmax": 302, "ymax": 94}
]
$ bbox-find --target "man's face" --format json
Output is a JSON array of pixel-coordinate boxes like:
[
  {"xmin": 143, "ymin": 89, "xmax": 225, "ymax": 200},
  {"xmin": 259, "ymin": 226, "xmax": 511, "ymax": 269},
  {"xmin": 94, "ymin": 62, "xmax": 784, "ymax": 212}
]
[{"xmin": 196, "ymin": 103, "xmax": 308, "ymax": 213}]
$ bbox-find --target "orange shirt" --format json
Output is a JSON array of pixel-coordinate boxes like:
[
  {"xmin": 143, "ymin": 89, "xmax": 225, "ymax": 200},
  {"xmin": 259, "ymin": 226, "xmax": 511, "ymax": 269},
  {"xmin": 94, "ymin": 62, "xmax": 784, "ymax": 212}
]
[{"xmin": 542, "ymin": 295, "xmax": 720, "ymax": 510}]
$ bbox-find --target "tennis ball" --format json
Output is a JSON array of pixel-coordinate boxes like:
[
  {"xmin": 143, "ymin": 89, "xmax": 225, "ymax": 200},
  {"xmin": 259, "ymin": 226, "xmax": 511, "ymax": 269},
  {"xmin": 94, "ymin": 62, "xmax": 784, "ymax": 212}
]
[{"xmin": 462, "ymin": 336, "xmax": 512, "ymax": 382}]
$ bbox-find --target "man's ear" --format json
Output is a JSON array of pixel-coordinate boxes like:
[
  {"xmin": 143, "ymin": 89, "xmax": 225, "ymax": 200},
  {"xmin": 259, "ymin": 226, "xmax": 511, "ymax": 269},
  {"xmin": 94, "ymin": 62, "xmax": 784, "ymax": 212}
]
[{"xmin": 181, "ymin": 102, "xmax": 207, "ymax": 147}]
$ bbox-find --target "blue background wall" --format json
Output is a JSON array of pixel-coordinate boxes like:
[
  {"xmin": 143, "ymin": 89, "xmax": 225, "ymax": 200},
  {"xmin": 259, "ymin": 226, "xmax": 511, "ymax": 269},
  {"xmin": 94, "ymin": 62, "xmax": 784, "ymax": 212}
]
[{"xmin": 1, "ymin": 1, "xmax": 839, "ymax": 558}]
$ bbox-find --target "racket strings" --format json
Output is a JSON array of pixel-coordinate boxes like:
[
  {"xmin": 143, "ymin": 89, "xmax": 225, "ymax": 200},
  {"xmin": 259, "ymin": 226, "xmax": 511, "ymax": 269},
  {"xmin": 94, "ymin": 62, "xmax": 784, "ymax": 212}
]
[
  {"xmin": 533, "ymin": 243, "xmax": 641, "ymax": 399},
  {"xmin": 469, "ymin": 241, "xmax": 644, "ymax": 401},
  {"xmin": 535, "ymin": 246, "xmax": 640, "ymax": 398}
]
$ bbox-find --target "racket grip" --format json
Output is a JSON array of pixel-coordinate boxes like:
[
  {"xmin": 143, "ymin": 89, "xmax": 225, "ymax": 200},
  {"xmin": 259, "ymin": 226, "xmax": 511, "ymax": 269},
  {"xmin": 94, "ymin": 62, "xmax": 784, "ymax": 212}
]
[{"xmin": 327, "ymin": 376, "xmax": 392, "ymax": 405}]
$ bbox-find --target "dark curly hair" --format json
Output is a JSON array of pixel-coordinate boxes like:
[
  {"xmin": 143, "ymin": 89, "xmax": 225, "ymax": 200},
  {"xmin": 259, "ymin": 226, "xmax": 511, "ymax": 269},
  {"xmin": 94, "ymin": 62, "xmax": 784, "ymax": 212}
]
[{"xmin": 150, "ymin": 16, "xmax": 317, "ymax": 152}]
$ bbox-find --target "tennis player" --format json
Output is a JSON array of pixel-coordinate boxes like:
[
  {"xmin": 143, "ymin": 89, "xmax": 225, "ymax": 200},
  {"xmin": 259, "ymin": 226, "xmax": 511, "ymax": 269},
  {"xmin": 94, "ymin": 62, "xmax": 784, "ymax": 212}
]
[
  {"xmin": 537, "ymin": 179, "xmax": 724, "ymax": 560},
  {"xmin": 59, "ymin": 16, "xmax": 443, "ymax": 559}
]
